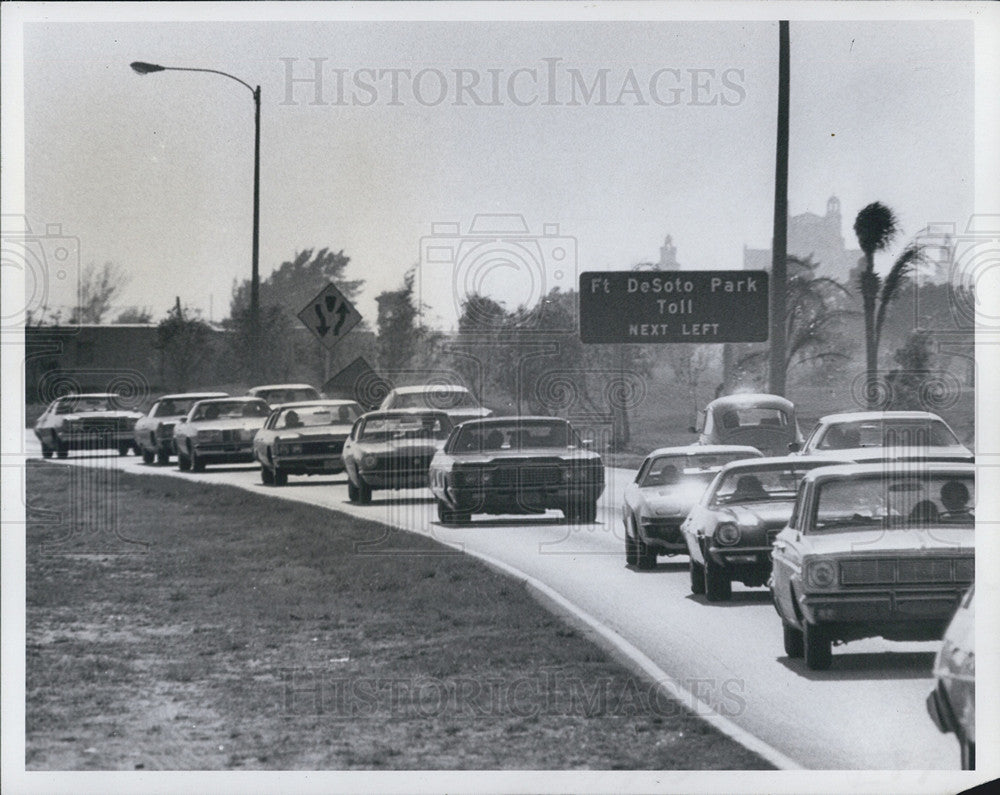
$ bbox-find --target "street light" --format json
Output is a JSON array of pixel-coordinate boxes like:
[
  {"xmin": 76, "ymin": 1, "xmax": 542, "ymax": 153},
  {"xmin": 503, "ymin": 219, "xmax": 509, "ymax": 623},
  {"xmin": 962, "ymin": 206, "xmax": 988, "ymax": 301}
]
[{"xmin": 130, "ymin": 60, "xmax": 261, "ymax": 378}]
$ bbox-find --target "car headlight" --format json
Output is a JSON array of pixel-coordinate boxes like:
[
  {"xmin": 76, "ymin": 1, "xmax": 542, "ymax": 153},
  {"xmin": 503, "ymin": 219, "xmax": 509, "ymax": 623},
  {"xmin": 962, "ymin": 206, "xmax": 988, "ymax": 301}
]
[
  {"xmin": 362, "ymin": 454, "xmax": 379, "ymax": 469},
  {"xmin": 714, "ymin": 522, "xmax": 741, "ymax": 546},
  {"xmin": 806, "ymin": 559, "xmax": 837, "ymax": 589}
]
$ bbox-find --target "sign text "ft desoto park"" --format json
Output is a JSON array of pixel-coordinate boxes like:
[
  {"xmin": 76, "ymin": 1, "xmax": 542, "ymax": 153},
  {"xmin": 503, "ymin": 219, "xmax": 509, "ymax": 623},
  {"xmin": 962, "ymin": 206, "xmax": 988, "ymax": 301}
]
[{"xmin": 578, "ymin": 271, "xmax": 769, "ymax": 344}]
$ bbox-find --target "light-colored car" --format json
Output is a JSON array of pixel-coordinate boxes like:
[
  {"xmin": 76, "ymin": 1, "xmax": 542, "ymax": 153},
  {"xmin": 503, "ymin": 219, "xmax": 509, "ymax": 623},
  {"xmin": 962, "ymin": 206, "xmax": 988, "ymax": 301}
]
[
  {"xmin": 770, "ymin": 462, "xmax": 974, "ymax": 670},
  {"xmin": 343, "ymin": 409, "xmax": 453, "ymax": 503},
  {"xmin": 34, "ymin": 393, "xmax": 144, "ymax": 458},
  {"xmin": 927, "ymin": 585, "xmax": 975, "ymax": 769},
  {"xmin": 172, "ymin": 397, "xmax": 271, "ymax": 472},
  {"xmin": 791, "ymin": 410, "xmax": 973, "ymax": 462},
  {"xmin": 246, "ymin": 383, "xmax": 321, "ymax": 408},
  {"xmin": 253, "ymin": 400, "xmax": 363, "ymax": 486},
  {"xmin": 379, "ymin": 384, "xmax": 492, "ymax": 425},
  {"xmin": 622, "ymin": 445, "xmax": 762, "ymax": 569},
  {"xmin": 693, "ymin": 393, "xmax": 803, "ymax": 456},
  {"xmin": 133, "ymin": 392, "xmax": 228, "ymax": 465},
  {"xmin": 681, "ymin": 455, "xmax": 851, "ymax": 601},
  {"xmin": 429, "ymin": 417, "xmax": 605, "ymax": 525}
]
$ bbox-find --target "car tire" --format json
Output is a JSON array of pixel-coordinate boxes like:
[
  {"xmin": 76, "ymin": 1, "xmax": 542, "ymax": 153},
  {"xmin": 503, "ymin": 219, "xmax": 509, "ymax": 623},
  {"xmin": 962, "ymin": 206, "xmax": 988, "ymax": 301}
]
[
  {"xmin": 273, "ymin": 468, "xmax": 288, "ymax": 486},
  {"xmin": 782, "ymin": 622, "xmax": 804, "ymax": 658},
  {"xmin": 577, "ymin": 500, "xmax": 598, "ymax": 524},
  {"xmin": 177, "ymin": 450, "xmax": 191, "ymax": 471},
  {"xmin": 261, "ymin": 466, "xmax": 275, "ymax": 485},
  {"xmin": 358, "ymin": 479, "xmax": 372, "ymax": 504},
  {"xmin": 56, "ymin": 440, "xmax": 69, "ymax": 459},
  {"xmin": 347, "ymin": 479, "xmax": 360, "ymax": 502},
  {"xmin": 156, "ymin": 448, "xmax": 170, "ymax": 466},
  {"xmin": 190, "ymin": 449, "xmax": 206, "ymax": 473},
  {"xmin": 437, "ymin": 500, "xmax": 471, "ymax": 525},
  {"xmin": 803, "ymin": 622, "xmax": 832, "ymax": 670},
  {"xmin": 960, "ymin": 737, "xmax": 975, "ymax": 770},
  {"xmin": 705, "ymin": 559, "xmax": 732, "ymax": 602},
  {"xmin": 142, "ymin": 448, "xmax": 155, "ymax": 465},
  {"xmin": 636, "ymin": 532, "xmax": 657, "ymax": 571},
  {"xmin": 41, "ymin": 444, "xmax": 54, "ymax": 459},
  {"xmin": 118, "ymin": 442, "xmax": 132, "ymax": 457},
  {"xmin": 625, "ymin": 519, "xmax": 639, "ymax": 566},
  {"xmin": 689, "ymin": 560, "xmax": 706, "ymax": 595}
]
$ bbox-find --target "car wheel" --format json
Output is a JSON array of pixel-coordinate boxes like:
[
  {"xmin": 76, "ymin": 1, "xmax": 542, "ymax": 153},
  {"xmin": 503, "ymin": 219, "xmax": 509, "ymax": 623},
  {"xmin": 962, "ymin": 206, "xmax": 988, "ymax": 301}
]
[
  {"xmin": 803, "ymin": 622, "xmax": 832, "ymax": 670},
  {"xmin": 636, "ymin": 532, "xmax": 657, "ymax": 571},
  {"xmin": 689, "ymin": 560, "xmax": 706, "ymax": 594},
  {"xmin": 705, "ymin": 559, "xmax": 732, "ymax": 602},
  {"xmin": 118, "ymin": 442, "xmax": 132, "ymax": 456},
  {"xmin": 261, "ymin": 466, "xmax": 275, "ymax": 485},
  {"xmin": 357, "ymin": 479, "xmax": 372, "ymax": 504},
  {"xmin": 437, "ymin": 500, "xmax": 471, "ymax": 525},
  {"xmin": 142, "ymin": 448, "xmax": 155, "ymax": 465},
  {"xmin": 577, "ymin": 500, "xmax": 598, "ymax": 524},
  {"xmin": 960, "ymin": 737, "xmax": 975, "ymax": 770},
  {"xmin": 177, "ymin": 451, "xmax": 191, "ymax": 471},
  {"xmin": 625, "ymin": 519, "xmax": 639, "ymax": 566},
  {"xmin": 56, "ymin": 440, "xmax": 69, "ymax": 459},
  {"xmin": 347, "ymin": 479, "xmax": 360, "ymax": 502},
  {"xmin": 190, "ymin": 449, "xmax": 206, "ymax": 472},
  {"xmin": 156, "ymin": 448, "xmax": 170, "ymax": 466},
  {"xmin": 273, "ymin": 468, "xmax": 288, "ymax": 486},
  {"xmin": 782, "ymin": 621, "xmax": 804, "ymax": 658},
  {"xmin": 41, "ymin": 444, "xmax": 54, "ymax": 459}
]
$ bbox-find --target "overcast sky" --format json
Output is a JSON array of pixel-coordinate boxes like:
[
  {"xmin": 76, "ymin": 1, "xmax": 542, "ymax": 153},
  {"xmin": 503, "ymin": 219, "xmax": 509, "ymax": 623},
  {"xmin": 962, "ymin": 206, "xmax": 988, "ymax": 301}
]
[{"xmin": 19, "ymin": 10, "xmax": 980, "ymax": 330}]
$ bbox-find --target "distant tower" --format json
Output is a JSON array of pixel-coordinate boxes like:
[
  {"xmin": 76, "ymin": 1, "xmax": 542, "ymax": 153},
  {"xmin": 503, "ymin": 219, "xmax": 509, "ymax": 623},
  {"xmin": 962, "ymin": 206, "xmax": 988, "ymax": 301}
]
[{"xmin": 659, "ymin": 235, "xmax": 680, "ymax": 270}]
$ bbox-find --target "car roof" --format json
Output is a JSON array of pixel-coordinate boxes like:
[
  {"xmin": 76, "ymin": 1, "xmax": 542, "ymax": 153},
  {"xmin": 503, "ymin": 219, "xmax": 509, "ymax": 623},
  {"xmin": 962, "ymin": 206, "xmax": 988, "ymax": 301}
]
[
  {"xmin": 389, "ymin": 385, "xmax": 471, "ymax": 394},
  {"xmin": 272, "ymin": 400, "xmax": 360, "ymax": 410},
  {"xmin": 705, "ymin": 393, "xmax": 795, "ymax": 411},
  {"xmin": 816, "ymin": 410, "xmax": 947, "ymax": 423},
  {"xmin": 360, "ymin": 408, "xmax": 451, "ymax": 420},
  {"xmin": 644, "ymin": 444, "xmax": 762, "ymax": 459},
  {"xmin": 450, "ymin": 415, "xmax": 570, "ymax": 426},
  {"xmin": 248, "ymin": 383, "xmax": 318, "ymax": 392},
  {"xmin": 55, "ymin": 393, "xmax": 120, "ymax": 400},
  {"xmin": 193, "ymin": 396, "xmax": 265, "ymax": 404},
  {"xmin": 718, "ymin": 454, "xmax": 854, "ymax": 472},
  {"xmin": 156, "ymin": 392, "xmax": 229, "ymax": 401},
  {"xmin": 801, "ymin": 461, "xmax": 975, "ymax": 483}
]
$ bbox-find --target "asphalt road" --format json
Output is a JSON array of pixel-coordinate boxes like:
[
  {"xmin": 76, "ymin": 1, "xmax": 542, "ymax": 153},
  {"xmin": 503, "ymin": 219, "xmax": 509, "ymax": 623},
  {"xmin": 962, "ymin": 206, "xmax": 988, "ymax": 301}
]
[{"xmin": 22, "ymin": 433, "xmax": 961, "ymax": 771}]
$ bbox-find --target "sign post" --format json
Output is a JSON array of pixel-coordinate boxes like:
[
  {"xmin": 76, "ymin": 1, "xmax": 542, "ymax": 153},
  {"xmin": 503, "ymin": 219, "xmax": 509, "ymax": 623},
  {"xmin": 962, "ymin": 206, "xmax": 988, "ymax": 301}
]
[
  {"xmin": 298, "ymin": 282, "xmax": 362, "ymax": 350},
  {"xmin": 579, "ymin": 271, "xmax": 769, "ymax": 344}
]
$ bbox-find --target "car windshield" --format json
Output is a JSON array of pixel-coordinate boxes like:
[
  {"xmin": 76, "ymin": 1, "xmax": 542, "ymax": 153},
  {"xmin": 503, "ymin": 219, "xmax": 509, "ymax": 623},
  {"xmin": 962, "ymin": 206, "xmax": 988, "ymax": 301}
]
[
  {"xmin": 392, "ymin": 390, "xmax": 479, "ymax": 410},
  {"xmin": 358, "ymin": 414, "xmax": 450, "ymax": 442},
  {"xmin": 55, "ymin": 397, "xmax": 116, "ymax": 414},
  {"xmin": 812, "ymin": 473, "xmax": 975, "ymax": 531},
  {"xmin": 154, "ymin": 398, "xmax": 202, "ymax": 417},
  {"xmin": 451, "ymin": 420, "xmax": 579, "ymax": 452},
  {"xmin": 713, "ymin": 462, "xmax": 832, "ymax": 505},
  {"xmin": 719, "ymin": 407, "xmax": 788, "ymax": 430},
  {"xmin": 816, "ymin": 419, "xmax": 960, "ymax": 450},
  {"xmin": 191, "ymin": 400, "xmax": 269, "ymax": 421},
  {"xmin": 258, "ymin": 388, "xmax": 320, "ymax": 405},
  {"xmin": 275, "ymin": 403, "xmax": 361, "ymax": 429},
  {"xmin": 639, "ymin": 452, "xmax": 758, "ymax": 487}
]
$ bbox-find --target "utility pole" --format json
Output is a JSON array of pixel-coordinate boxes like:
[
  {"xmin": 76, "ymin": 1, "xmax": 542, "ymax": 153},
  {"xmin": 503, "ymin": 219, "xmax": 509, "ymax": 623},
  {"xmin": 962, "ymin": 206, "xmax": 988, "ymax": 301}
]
[{"xmin": 768, "ymin": 21, "xmax": 790, "ymax": 396}]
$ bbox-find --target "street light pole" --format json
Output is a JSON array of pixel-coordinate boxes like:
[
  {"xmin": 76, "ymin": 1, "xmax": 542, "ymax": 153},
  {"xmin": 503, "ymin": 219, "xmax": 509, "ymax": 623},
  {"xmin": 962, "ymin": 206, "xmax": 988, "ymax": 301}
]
[{"xmin": 130, "ymin": 61, "xmax": 261, "ymax": 380}]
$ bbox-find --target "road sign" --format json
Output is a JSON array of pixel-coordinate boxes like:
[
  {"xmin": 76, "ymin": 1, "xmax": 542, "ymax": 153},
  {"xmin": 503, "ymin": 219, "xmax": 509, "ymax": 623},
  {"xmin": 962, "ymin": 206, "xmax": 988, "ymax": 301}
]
[
  {"xmin": 579, "ymin": 270, "xmax": 769, "ymax": 344},
  {"xmin": 298, "ymin": 282, "xmax": 362, "ymax": 350}
]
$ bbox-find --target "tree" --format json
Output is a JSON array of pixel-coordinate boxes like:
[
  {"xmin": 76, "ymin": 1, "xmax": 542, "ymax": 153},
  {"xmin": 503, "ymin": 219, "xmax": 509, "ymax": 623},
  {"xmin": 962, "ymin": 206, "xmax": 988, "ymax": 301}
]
[
  {"xmin": 886, "ymin": 329, "xmax": 934, "ymax": 410},
  {"xmin": 154, "ymin": 298, "xmax": 214, "ymax": 391},
  {"xmin": 230, "ymin": 248, "xmax": 362, "ymax": 317},
  {"xmin": 376, "ymin": 266, "xmax": 443, "ymax": 373},
  {"xmin": 69, "ymin": 262, "xmax": 130, "ymax": 324},
  {"xmin": 853, "ymin": 202, "xmax": 924, "ymax": 407},
  {"xmin": 115, "ymin": 307, "xmax": 154, "ymax": 324}
]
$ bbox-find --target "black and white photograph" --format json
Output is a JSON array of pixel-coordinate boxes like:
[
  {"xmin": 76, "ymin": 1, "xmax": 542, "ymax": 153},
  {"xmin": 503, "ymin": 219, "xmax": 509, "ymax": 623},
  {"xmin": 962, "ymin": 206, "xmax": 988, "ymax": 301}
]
[{"xmin": 2, "ymin": 2, "xmax": 998, "ymax": 792}]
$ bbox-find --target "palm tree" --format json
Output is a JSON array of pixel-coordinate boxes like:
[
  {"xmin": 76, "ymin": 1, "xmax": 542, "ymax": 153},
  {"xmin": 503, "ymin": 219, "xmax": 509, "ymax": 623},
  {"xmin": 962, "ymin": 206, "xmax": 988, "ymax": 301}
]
[{"xmin": 853, "ymin": 202, "xmax": 924, "ymax": 407}]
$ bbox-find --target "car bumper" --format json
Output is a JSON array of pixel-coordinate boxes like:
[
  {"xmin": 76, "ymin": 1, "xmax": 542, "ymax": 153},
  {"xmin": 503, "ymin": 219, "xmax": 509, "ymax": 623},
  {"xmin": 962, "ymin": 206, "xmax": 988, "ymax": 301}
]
[
  {"xmin": 798, "ymin": 587, "xmax": 966, "ymax": 636},
  {"xmin": 442, "ymin": 484, "xmax": 603, "ymax": 514},
  {"xmin": 709, "ymin": 545, "xmax": 772, "ymax": 569},
  {"xmin": 56, "ymin": 430, "xmax": 134, "ymax": 448},
  {"xmin": 639, "ymin": 518, "xmax": 686, "ymax": 548},
  {"xmin": 360, "ymin": 469, "xmax": 431, "ymax": 490},
  {"xmin": 273, "ymin": 454, "xmax": 346, "ymax": 475},
  {"xmin": 191, "ymin": 443, "xmax": 255, "ymax": 462}
]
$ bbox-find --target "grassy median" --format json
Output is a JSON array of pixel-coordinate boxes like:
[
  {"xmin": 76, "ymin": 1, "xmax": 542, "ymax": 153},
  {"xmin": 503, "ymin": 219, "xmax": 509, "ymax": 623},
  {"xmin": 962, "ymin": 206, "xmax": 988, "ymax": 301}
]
[{"xmin": 25, "ymin": 460, "xmax": 770, "ymax": 770}]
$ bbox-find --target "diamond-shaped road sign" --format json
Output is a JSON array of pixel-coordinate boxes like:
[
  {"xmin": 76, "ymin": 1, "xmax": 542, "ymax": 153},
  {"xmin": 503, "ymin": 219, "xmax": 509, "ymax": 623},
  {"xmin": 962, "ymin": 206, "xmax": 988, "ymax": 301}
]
[{"xmin": 298, "ymin": 282, "xmax": 362, "ymax": 350}]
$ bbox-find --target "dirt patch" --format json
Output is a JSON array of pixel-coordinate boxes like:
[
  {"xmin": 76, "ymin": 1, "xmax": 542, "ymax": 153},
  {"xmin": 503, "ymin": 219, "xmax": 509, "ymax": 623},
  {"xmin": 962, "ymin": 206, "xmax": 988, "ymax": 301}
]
[{"xmin": 26, "ymin": 460, "xmax": 771, "ymax": 770}]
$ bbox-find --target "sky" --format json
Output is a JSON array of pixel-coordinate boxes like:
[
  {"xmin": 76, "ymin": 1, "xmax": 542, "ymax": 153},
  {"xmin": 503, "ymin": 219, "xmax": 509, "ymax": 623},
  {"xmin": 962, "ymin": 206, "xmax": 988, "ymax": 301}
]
[{"xmin": 15, "ymin": 8, "xmax": 982, "ymax": 331}]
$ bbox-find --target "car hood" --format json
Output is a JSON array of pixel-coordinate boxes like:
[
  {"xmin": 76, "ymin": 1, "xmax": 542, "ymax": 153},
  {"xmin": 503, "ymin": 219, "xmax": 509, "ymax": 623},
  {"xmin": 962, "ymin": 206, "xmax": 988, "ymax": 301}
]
[
  {"xmin": 46, "ymin": 410, "xmax": 144, "ymax": 424},
  {"xmin": 725, "ymin": 500, "xmax": 796, "ymax": 528},
  {"xmin": 353, "ymin": 439, "xmax": 445, "ymax": 455},
  {"xmin": 267, "ymin": 425, "xmax": 353, "ymax": 440},
  {"xmin": 799, "ymin": 526, "xmax": 974, "ymax": 556},
  {"xmin": 445, "ymin": 448, "xmax": 602, "ymax": 464},
  {"xmin": 808, "ymin": 446, "xmax": 973, "ymax": 463},
  {"xmin": 183, "ymin": 418, "xmax": 266, "ymax": 432}
]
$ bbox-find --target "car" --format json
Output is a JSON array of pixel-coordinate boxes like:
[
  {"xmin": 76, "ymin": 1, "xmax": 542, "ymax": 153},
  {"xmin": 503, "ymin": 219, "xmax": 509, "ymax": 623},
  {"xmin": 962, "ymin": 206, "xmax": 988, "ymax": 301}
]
[
  {"xmin": 428, "ymin": 416, "xmax": 605, "ymax": 525},
  {"xmin": 252, "ymin": 400, "xmax": 363, "ymax": 486},
  {"xmin": 133, "ymin": 392, "xmax": 228, "ymax": 465},
  {"xmin": 770, "ymin": 462, "xmax": 974, "ymax": 670},
  {"xmin": 34, "ymin": 393, "xmax": 145, "ymax": 458},
  {"xmin": 378, "ymin": 384, "xmax": 492, "ymax": 424},
  {"xmin": 172, "ymin": 396, "xmax": 271, "ymax": 472},
  {"xmin": 342, "ymin": 409, "xmax": 454, "ymax": 503},
  {"xmin": 926, "ymin": 585, "xmax": 975, "ymax": 769},
  {"xmin": 681, "ymin": 455, "xmax": 852, "ymax": 600},
  {"xmin": 693, "ymin": 393, "xmax": 803, "ymax": 456},
  {"xmin": 246, "ymin": 383, "xmax": 321, "ymax": 408},
  {"xmin": 790, "ymin": 410, "xmax": 973, "ymax": 462},
  {"xmin": 622, "ymin": 445, "xmax": 763, "ymax": 569}
]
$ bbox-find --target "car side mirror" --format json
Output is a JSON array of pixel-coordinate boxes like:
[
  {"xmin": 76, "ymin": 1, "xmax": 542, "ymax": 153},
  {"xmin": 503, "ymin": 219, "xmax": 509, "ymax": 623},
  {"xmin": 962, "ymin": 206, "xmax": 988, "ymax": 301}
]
[
  {"xmin": 580, "ymin": 438, "xmax": 593, "ymax": 449},
  {"xmin": 787, "ymin": 441, "xmax": 801, "ymax": 453}
]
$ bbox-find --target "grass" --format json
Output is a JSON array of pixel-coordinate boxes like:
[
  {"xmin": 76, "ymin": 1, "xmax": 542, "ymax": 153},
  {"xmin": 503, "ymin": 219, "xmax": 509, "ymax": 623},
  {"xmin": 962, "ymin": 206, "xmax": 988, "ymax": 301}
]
[{"xmin": 25, "ymin": 460, "xmax": 771, "ymax": 771}]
